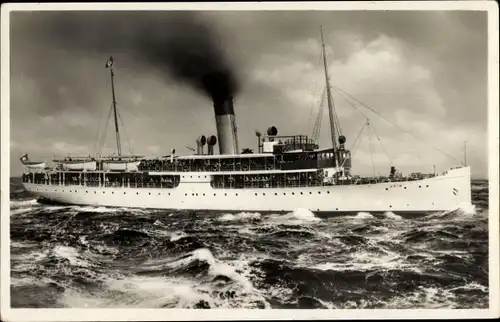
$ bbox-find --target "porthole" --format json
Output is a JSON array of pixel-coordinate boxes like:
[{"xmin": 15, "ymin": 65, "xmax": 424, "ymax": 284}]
[
  {"xmin": 389, "ymin": 205, "xmax": 392, "ymax": 208},
  {"xmin": 214, "ymin": 193, "xmax": 216, "ymax": 196},
  {"xmin": 283, "ymin": 193, "xmax": 286, "ymax": 196},
  {"xmin": 275, "ymin": 193, "xmax": 278, "ymax": 196},
  {"xmin": 418, "ymin": 185, "xmax": 422, "ymax": 188},
  {"xmin": 86, "ymin": 191, "xmax": 88, "ymax": 193},
  {"xmin": 225, "ymin": 193, "xmax": 227, "ymax": 196},
  {"xmin": 196, "ymin": 193, "xmax": 199, "ymax": 196},
  {"xmin": 203, "ymin": 193, "xmax": 205, "ymax": 196},
  {"xmin": 255, "ymin": 193, "xmax": 257, "ymax": 196},
  {"xmin": 158, "ymin": 193, "xmax": 161, "ymax": 195},
  {"xmin": 103, "ymin": 192, "xmax": 105, "ymax": 194},
  {"xmin": 149, "ymin": 192, "xmax": 151, "ymax": 195},
  {"xmin": 124, "ymin": 192, "xmax": 126, "ymax": 195},
  {"xmin": 300, "ymin": 192, "xmax": 303, "ymax": 195},
  {"xmin": 235, "ymin": 193, "xmax": 238, "ymax": 196},
  {"xmin": 112, "ymin": 192, "xmax": 114, "ymax": 194},
  {"xmin": 327, "ymin": 191, "xmax": 330, "ymax": 194},
  {"xmin": 318, "ymin": 192, "xmax": 321, "ymax": 194},
  {"xmin": 292, "ymin": 192, "xmax": 295, "ymax": 195},
  {"xmin": 168, "ymin": 193, "xmax": 171, "ymax": 195},
  {"xmin": 263, "ymin": 193, "xmax": 266, "ymax": 196},
  {"xmin": 136, "ymin": 192, "xmax": 139, "ymax": 195},
  {"xmin": 94, "ymin": 191, "xmax": 96, "ymax": 194},
  {"xmin": 185, "ymin": 193, "xmax": 188, "ymax": 196},
  {"xmin": 385, "ymin": 188, "xmax": 388, "ymax": 191},
  {"xmin": 426, "ymin": 185, "xmax": 429, "ymax": 188},
  {"xmin": 404, "ymin": 187, "xmax": 407, "ymax": 190},
  {"xmin": 309, "ymin": 192, "xmax": 312, "ymax": 195},
  {"xmin": 192, "ymin": 193, "xmax": 194, "ymax": 196}
]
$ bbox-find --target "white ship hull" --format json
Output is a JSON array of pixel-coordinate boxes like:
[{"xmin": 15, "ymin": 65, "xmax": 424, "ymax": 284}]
[{"xmin": 21, "ymin": 167, "xmax": 472, "ymax": 213}]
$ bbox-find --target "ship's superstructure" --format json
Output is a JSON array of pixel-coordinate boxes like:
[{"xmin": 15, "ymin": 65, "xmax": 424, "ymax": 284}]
[{"xmin": 19, "ymin": 29, "xmax": 472, "ymax": 213}]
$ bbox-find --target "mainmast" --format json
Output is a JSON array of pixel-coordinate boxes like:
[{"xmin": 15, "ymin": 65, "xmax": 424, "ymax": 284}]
[
  {"xmin": 320, "ymin": 25, "xmax": 337, "ymax": 153},
  {"xmin": 105, "ymin": 56, "xmax": 122, "ymax": 156}
]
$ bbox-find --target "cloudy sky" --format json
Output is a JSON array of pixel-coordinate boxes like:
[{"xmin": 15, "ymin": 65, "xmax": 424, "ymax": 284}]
[{"xmin": 9, "ymin": 10, "xmax": 488, "ymax": 178}]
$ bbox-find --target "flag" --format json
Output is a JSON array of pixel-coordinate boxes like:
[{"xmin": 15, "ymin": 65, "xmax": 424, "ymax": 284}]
[{"xmin": 105, "ymin": 56, "xmax": 114, "ymax": 68}]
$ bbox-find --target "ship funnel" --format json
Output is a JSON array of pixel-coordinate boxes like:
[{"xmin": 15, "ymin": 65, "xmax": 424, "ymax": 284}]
[{"xmin": 213, "ymin": 96, "xmax": 239, "ymax": 155}]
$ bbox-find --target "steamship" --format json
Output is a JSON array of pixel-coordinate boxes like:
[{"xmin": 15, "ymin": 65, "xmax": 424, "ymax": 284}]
[{"xmin": 19, "ymin": 30, "xmax": 471, "ymax": 214}]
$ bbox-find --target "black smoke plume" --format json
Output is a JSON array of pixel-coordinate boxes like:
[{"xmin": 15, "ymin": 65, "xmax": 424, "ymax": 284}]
[
  {"xmin": 137, "ymin": 13, "xmax": 239, "ymax": 102},
  {"xmin": 12, "ymin": 12, "xmax": 239, "ymax": 104}
]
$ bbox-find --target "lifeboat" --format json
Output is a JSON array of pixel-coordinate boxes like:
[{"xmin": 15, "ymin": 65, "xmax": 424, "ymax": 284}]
[
  {"xmin": 20, "ymin": 154, "xmax": 46, "ymax": 169},
  {"xmin": 55, "ymin": 157, "xmax": 97, "ymax": 171},
  {"xmin": 102, "ymin": 156, "xmax": 143, "ymax": 172},
  {"xmin": 102, "ymin": 160, "xmax": 141, "ymax": 171}
]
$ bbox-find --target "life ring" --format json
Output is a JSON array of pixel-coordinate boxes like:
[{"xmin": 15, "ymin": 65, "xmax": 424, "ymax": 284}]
[{"xmin": 243, "ymin": 166, "xmax": 249, "ymax": 171}]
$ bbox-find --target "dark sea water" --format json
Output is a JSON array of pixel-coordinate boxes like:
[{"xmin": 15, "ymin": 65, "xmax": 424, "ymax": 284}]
[{"xmin": 9, "ymin": 178, "xmax": 489, "ymax": 309}]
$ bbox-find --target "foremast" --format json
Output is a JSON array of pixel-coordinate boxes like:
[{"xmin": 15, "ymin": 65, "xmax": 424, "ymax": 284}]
[{"xmin": 105, "ymin": 56, "xmax": 122, "ymax": 156}]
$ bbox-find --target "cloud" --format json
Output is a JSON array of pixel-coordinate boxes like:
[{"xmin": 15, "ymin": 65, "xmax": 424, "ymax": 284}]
[{"xmin": 9, "ymin": 10, "xmax": 488, "ymax": 178}]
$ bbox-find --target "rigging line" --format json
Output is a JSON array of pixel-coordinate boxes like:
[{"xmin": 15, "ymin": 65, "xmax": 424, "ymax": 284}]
[
  {"xmin": 307, "ymin": 51, "xmax": 324, "ymax": 132},
  {"xmin": 331, "ymin": 86, "xmax": 371, "ymax": 119},
  {"xmin": 93, "ymin": 70, "xmax": 113, "ymax": 156},
  {"xmin": 331, "ymin": 84, "xmax": 462, "ymax": 163},
  {"xmin": 350, "ymin": 125, "xmax": 367, "ymax": 160},
  {"xmin": 367, "ymin": 122, "xmax": 377, "ymax": 177},
  {"xmin": 116, "ymin": 110, "xmax": 134, "ymax": 155},
  {"xmin": 329, "ymin": 89, "xmax": 343, "ymax": 136},
  {"xmin": 98, "ymin": 104, "xmax": 114, "ymax": 156},
  {"xmin": 333, "ymin": 111, "xmax": 342, "ymax": 137},
  {"xmin": 350, "ymin": 119, "xmax": 368, "ymax": 153},
  {"xmin": 116, "ymin": 103, "xmax": 174, "ymax": 145},
  {"xmin": 92, "ymin": 102, "xmax": 106, "ymax": 156},
  {"xmin": 369, "ymin": 121, "xmax": 393, "ymax": 166},
  {"xmin": 307, "ymin": 51, "xmax": 326, "ymax": 135},
  {"xmin": 312, "ymin": 87, "xmax": 327, "ymax": 142}
]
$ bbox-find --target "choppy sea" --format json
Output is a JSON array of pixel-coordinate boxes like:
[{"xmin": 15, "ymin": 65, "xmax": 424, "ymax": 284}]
[{"xmin": 9, "ymin": 177, "xmax": 489, "ymax": 309}]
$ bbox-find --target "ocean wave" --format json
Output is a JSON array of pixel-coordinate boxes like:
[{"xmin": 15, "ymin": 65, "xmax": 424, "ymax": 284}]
[
  {"xmin": 10, "ymin": 199, "xmax": 39, "ymax": 210},
  {"xmin": 354, "ymin": 212, "xmax": 374, "ymax": 219},
  {"xmin": 218, "ymin": 212, "xmax": 261, "ymax": 222},
  {"xmin": 266, "ymin": 208, "xmax": 321, "ymax": 225},
  {"xmin": 384, "ymin": 212, "xmax": 403, "ymax": 220},
  {"xmin": 9, "ymin": 177, "xmax": 488, "ymax": 309}
]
